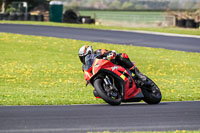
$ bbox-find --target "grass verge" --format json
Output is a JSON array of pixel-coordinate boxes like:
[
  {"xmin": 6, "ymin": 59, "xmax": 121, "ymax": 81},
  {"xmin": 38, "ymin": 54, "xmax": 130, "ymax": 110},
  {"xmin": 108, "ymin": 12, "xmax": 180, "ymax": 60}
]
[
  {"xmin": 0, "ymin": 20, "xmax": 200, "ymax": 36},
  {"xmin": 0, "ymin": 33, "xmax": 200, "ymax": 105}
]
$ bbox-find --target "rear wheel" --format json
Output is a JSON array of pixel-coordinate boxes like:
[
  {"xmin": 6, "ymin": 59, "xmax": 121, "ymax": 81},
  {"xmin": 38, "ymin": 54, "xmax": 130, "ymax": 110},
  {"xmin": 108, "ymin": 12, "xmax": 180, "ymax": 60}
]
[
  {"xmin": 93, "ymin": 78, "xmax": 121, "ymax": 106},
  {"xmin": 141, "ymin": 77, "xmax": 162, "ymax": 104}
]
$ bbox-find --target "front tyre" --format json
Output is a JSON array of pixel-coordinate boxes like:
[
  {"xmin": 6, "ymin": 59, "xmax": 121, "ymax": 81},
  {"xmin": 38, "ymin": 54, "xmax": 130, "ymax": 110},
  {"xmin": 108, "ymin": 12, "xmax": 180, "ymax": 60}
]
[
  {"xmin": 141, "ymin": 77, "xmax": 162, "ymax": 104},
  {"xmin": 93, "ymin": 78, "xmax": 121, "ymax": 106}
]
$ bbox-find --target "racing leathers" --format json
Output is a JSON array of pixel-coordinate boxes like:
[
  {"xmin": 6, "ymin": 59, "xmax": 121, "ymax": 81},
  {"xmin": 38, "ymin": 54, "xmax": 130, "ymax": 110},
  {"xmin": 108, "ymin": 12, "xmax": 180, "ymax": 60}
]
[{"xmin": 82, "ymin": 49, "xmax": 146, "ymax": 82}]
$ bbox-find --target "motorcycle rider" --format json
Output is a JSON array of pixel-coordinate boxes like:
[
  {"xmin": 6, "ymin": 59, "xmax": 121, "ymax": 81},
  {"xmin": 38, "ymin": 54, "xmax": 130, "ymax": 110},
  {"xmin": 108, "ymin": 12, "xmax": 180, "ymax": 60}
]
[{"xmin": 78, "ymin": 45, "xmax": 146, "ymax": 82}]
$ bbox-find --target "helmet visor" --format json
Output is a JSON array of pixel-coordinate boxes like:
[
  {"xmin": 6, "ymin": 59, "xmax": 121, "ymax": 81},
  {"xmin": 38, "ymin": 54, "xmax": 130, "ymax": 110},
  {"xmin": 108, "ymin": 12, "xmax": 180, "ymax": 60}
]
[{"xmin": 79, "ymin": 55, "xmax": 86, "ymax": 65}]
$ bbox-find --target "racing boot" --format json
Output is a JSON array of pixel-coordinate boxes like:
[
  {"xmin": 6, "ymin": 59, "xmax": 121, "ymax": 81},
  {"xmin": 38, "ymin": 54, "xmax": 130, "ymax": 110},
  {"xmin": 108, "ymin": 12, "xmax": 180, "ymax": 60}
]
[
  {"xmin": 130, "ymin": 66, "xmax": 147, "ymax": 82},
  {"xmin": 116, "ymin": 53, "xmax": 147, "ymax": 82}
]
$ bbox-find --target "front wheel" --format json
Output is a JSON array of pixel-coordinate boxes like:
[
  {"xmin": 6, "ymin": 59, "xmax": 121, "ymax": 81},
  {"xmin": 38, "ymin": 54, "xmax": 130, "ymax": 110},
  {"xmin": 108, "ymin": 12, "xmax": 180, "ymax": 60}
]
[
  {"xmin": 141, "ymin": 77, "xmax": 162, "ymax": 104},
  {"xmin": 93, "ymin": 78, "xmax": 122, "ymax": 106}
]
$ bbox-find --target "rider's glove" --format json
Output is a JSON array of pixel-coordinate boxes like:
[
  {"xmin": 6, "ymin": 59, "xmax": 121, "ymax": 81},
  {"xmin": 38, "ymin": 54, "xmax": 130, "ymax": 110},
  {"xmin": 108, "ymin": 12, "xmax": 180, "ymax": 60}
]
[{"xmin": 104, "ymin": 50, "xmax": 117, "ymax": 61}]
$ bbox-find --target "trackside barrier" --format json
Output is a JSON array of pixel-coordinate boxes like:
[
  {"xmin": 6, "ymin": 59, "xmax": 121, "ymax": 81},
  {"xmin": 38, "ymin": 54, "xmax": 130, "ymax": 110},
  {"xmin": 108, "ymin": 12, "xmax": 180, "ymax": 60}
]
[
  {"xmin": 0, "ymin": 13, "xmax": 44, "ymax": 21},
  {"xmin": 176, "ymin": 19, "xmax": 200, "ymax": 28}
]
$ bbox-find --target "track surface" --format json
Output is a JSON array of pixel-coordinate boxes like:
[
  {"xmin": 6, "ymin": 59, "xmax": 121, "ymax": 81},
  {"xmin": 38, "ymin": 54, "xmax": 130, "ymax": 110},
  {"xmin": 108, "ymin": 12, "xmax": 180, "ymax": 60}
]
[
  {"xmin": 0, "ymin": 24, "xmax": 200, "ymax": 52},
  {"xmin": 1, "ymin": 24, "xmax": 200, "ymax": 132},
  {"xmin": 0, "ymin": 101, "xmax": 200, "ymax": 133}
]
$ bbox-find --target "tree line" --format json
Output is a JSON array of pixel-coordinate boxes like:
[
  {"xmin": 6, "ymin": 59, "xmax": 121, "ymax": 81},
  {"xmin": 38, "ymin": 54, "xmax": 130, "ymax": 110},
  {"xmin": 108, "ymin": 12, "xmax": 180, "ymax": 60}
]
[
  {"xmin": 1, "ymin": 0, "xmax": 200, "ymax": 13},
  {"xmin": 62, "ymin": 0, "xmax": 200, "ymax": 11}
]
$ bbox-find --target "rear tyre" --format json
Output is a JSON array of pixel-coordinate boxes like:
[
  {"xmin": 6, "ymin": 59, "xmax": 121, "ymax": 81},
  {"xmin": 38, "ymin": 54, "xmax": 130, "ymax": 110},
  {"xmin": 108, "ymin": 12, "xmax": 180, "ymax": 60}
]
[
  {"xmin": 141, "ymin": 77, "xmax": 162, "ymax": 104},
  {"xmin": 93, "ymin": 78, "xmax": 121, "ymax": 106}
]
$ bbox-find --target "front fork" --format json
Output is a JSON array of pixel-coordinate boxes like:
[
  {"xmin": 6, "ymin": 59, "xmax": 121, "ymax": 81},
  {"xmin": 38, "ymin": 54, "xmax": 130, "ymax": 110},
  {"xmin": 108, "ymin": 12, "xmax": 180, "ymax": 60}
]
[
  {"xmin": 103, "ymin": 76, "xmax": 118, "ymax": 97},
  {"xmin": 104, "ymin": 76, "xmax": 112, "ymax": 86}
]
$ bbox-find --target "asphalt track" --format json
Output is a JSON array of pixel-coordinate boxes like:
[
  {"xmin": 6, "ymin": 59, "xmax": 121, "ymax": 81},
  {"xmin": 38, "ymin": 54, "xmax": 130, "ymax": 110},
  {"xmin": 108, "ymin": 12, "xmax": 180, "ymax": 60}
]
[
  {"xmin": 0, "ymin": 24, "xmax": 200, "ymax": 132},
  {"xmin": 0, "ymin": 101, "xmax": 200, "ymax": 133},
  {"xmin": 0, "ymin": 24, "xmax": 200, "ymax": 52}
]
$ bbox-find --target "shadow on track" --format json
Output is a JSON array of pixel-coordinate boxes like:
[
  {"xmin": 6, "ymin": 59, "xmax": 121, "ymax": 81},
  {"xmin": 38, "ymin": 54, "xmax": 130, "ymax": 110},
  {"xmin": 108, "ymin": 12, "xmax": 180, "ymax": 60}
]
[{"xmin": 89, "ymin": 102, "xmax": 168, "ymax": 106}]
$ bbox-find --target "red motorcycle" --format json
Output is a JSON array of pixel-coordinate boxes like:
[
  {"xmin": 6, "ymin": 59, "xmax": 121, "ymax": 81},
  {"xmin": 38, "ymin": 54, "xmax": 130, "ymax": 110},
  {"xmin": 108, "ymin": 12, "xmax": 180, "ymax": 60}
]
[{"xmin": 84, "ymin": 58, "xmax": 162, "ymax": 105}]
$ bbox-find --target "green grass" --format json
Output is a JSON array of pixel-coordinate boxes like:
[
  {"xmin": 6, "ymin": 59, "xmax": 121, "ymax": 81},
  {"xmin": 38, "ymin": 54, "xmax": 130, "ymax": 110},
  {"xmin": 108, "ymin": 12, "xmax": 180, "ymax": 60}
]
[
  {"xmin": 0, "ymin": 21, "xmax": 200, "ymax": 36},
  {"xmin": 0, "ymin": 33, "xmax": 200, "ymax": 105}
]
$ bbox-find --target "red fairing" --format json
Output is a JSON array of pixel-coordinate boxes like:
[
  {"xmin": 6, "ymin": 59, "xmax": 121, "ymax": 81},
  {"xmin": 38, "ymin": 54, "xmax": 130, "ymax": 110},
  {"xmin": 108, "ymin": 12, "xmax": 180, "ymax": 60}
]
[
  {"xmin": 124, "ymin": 80, "xmax": 142, "ymax": 100},
  {"xmin": 84, "ymin": 58, "xmax": 141, "ymax": 101},
  {"xmin": 112, "ymin": 66, "xmax": 141, "ymax": 100},
  {"xmin": 84, "ymin": 67, "xmax": 92, "ymax": 81},
  {"xmin": 93, "ymin": 59, "xmax": 113, "ymax": 74},
  {"xmin": 102, "ymin": 63, "xmax": 141, "ymax": 100}
]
